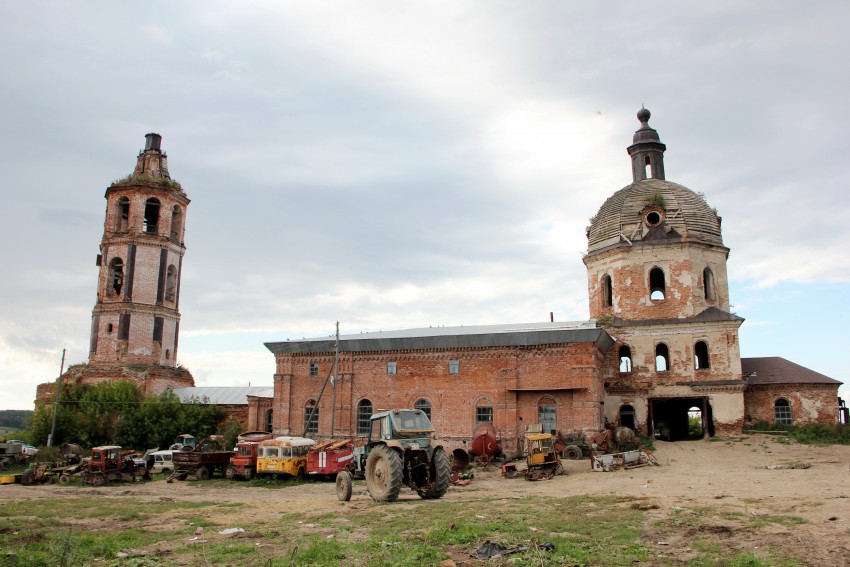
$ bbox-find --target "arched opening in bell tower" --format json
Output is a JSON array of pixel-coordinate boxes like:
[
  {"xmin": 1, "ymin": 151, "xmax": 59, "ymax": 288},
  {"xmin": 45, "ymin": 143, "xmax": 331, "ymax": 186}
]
[
  {"xmin": 108, "ymin": 258, "xmax": 124, "ymax": 296},
  {"xmin": 143, "ymin": 198, "xmax": 160, "ymax": 234},
  {"xmin": 649, "ymin": 267, "xmax": 666, "ymax": 300},
  {"xmin": 115, "ymin": 197, "xmax": 129, "ymax": 232}
]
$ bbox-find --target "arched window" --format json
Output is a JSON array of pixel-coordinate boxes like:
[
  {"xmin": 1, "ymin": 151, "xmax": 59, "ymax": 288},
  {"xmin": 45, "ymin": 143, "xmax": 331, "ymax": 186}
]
[
  {"xmin": 165, "ymin": 265, "xmax": 177, "ymax": 302},
  {"xmin": 619, "ymin": 404, "xmax": 635, "ymax": 430},
  {"xmin": 108, "ymin": 258, "xmax": 124, "ymax": 296},
  {"xmin": 357, "ymin": 399, "xmax": 372, "ymax": 435},
  {"xmin": 655, "ymin": 343, "xmax": 669, "ymax": 372},
  {"xmin": 649, "ymin": 267, "xmax": 666, "ymax": 300},
  {"xmin": 170, "ymin": 205, "xmax": 183, "ymax": 240},
  {"xmin": 694, "ymin": 341, "xmax": 710, "ymax": 370},
  {"xmin": 619, "ymin": 345, "xmax": 632, "ymax": 373},
  {"xmin": 303, "ymin": 400, "xmax": 319, "ymax": 434},
  {"xmin": 414, "ymin": 398, "xmax": 431, "ymax": 420},
  {"xmin": 703, "ymin": 267, "xmax": 715, "ymax": 301},
  {"xmin": 476, "ymin": 398, "xmax": 493, "ymax": 423},
  {"xmin": 601, "ymin": 274, "xmax": 613, "ymax": 308},
  {"xmin": 143, "ymin": 198, "xmax": 160, "ymax": 234},
  {"xmin": 115, "ymin": 197, "xmax": 129, "ymax": 232},
  {"xmin": 265, "ymin": 409, "xmax": 273, "ymax": 433},
  {"xmin": 774, "ymin": 398, "xmax": 792, "ymax": 425},
  {"xmin": 538, "ymin": 399, "xmax": 557, "ymax": 434}
]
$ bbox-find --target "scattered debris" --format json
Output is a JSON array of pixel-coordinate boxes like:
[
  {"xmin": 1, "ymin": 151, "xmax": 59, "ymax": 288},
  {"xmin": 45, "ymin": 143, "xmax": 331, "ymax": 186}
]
[
  {"xmin": 470, "ymin": 540, "xmax": 554, "ymax": 559},
  {"xmin": 760, "ymin": 462, "xmax": 811, "ymax": 470},
  {"xmin": 218, "ymin": 528, "xmax": 244, "ymax": 535},
  {"xmin": 592, "ymin": 449, "xmax": 658, "ymax": 472}
]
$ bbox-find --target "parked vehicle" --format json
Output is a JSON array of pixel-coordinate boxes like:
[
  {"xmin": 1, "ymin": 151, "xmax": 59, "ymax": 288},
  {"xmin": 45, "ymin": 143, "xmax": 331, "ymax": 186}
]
[
  {"xmin": 341, "ymin": 408, "xmax": 450, "ymax": 502},
  {"xmin": 256, "ymin": 437, "xmax": 316, "ymax": 478},
  {"xmin": 226, "ymin": 431, "xmax": 272, "ymax": 480},
  {"xmin": 170, "ymin": 434, "xmax": 197, "ymax": 451},
  {"xmin": 148, "ymin": 450, "xmax": 174, "ymax": 474},
  {"xmin": 7, "ymin": 440, "xmax": 38, "ymax": 457},
  {"xmin": 168, "ymin": 436, "xmax": 234, "ymax": 481},
  {"xmin": 85, "ymin": 445, "xmax": 150, "ymax": 486},
  {"xmin": 306, "ymin": 439, "xmax": 355, "ymax": 478}
]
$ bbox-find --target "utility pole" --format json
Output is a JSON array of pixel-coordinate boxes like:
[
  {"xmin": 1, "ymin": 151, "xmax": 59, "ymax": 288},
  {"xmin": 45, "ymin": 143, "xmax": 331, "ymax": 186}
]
[
  {"xmin": 47, "ymin": 348, "xmax": 66, "ymax": 447},
  {"xmin": 330, "ymin": 322, "xmax": 339, "ymax": 437}
]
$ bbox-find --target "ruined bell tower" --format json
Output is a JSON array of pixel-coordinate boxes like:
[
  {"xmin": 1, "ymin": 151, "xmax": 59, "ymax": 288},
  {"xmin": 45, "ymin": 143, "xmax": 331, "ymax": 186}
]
[{"xmin": 38, "ymin": 134, "xmax": 195, "ymax": 401}]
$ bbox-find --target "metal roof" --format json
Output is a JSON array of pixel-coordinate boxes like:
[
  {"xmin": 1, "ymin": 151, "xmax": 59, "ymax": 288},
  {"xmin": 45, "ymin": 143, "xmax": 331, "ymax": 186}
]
[
  {"xmin": 171, "ymin": 386, "xmax": 274, "ymax": 405},
  {"xmin": 265, "ymin": 320, "xmax": 615, "ymax": 355},
  {"xmin": 742, "ymin": 357, "xmax": 842, "ymax": 386}
]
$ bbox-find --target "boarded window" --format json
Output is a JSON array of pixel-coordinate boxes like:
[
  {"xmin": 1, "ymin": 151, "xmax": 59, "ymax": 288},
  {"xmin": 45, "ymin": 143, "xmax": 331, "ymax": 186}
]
[
  {"xmin": 309, "ymin": 362, "xmax": 319, "ymax": 376},
  {"xmin": 601, "ymin": 274, "xmax": 613, "ymax": 307},
  {"xmin": 304, "ymin": 400, "xmax": 319, "ymax": 434},
  {"xmin": 703, "ymin": 267, "xmax": 716, "ymax": 301},
  {"xmin": 476, "ymin": 401, "xmax": 493, "ymax": 423},
  {"xmin": 538, "ymin": 403, "xmax": 557, "ymax": 435},
  {"xmin": 449, "ymin": 360, "xmax": 459, "ymax": 374},
  {"xmin": 387, "ymin": 362, "xmax": 397, "ymax": 375}
]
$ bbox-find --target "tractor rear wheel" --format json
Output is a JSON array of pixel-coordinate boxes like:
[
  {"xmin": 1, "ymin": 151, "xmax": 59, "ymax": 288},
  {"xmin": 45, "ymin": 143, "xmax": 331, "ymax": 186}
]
[
  {"xmin": 195, "ymin": 466, "xmax": 210, "ymax": 481},
  {"xmin": 563, "ymin": 445, "xmax": 582, "ymax": 460},
  {"xmin": 365, "ymin": 445, "xmax": 402, "ymax": 502},
  {"xmin": 336, "ymin": 471, "xmax": 353, "ymax": 501},
  {"xmin": 418, "ymin": 447, "xmax": 451, "ymax": 499}
]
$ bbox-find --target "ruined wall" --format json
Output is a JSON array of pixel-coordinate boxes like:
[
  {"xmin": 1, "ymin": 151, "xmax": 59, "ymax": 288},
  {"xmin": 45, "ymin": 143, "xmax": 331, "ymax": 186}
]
[
  {"xmin": 745, "ymin": 384, "xmax": 841, "ymax": 426},
  {"xmin": 35, "ymin": 364, "xmax": 194, "ymax": 404}
]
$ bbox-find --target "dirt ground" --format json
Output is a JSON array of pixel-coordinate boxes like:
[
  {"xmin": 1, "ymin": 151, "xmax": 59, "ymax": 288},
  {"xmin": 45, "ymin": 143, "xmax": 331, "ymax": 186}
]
[{"xmin": 2, "ymin": 434, "xmax": 849, "ymax": 565}]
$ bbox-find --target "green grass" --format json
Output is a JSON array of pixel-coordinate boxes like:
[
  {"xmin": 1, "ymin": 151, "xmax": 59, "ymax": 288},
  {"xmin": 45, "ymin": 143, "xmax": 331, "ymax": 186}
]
[{"xmin": 0, "ymin": 489, "xmax": 818, "ymax": 566}]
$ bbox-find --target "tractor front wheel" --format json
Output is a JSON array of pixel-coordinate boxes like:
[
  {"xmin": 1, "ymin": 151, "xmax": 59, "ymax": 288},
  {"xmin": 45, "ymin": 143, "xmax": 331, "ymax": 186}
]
[
  {"xmin": 21, "ymin": 469, "xmax": 33, "ymax": 486},
  {"xmin": 336, "ymin": 471, "xmax": 353, "ymax": 501},
  {"xmin": 225, "ymin": 466, "xmax": 237, "ymax": 481},
  {"xmin": 365, "ymin": 445, "xmax": 403, "ymax": 502}
]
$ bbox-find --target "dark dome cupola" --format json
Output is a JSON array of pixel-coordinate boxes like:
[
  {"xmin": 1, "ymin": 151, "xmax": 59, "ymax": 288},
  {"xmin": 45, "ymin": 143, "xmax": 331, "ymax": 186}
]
[{"xmin": 627, "ymin": 107, "xmax": 666, "ymax": 181}]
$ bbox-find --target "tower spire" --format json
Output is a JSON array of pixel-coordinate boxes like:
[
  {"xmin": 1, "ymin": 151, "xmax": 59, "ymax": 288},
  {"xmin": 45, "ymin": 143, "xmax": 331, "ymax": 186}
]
[{"xmin": 627, "ymin": 107, "xmax": 666, "ymax": 181}]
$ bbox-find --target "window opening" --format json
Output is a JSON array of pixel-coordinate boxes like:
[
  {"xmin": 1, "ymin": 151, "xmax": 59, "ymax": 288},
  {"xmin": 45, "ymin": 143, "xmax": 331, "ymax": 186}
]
[
  {"xmin": 619, "ymin": 404, "xmax": 636, "ymax": 430},
  {"xmin": 476, "ymin": 400, "xmax": 493, "ymax": 423},
  {"xmin": 115, "ymin": 197, "xmax": 129, "ymax": 232},
  {"xmin": 303, "ymin": 400, "xmax": 319, "ymax": 434},
  {"xmin": 165, "ymin": 265, "xmax": 177, "ymax": 302},
  {"xmin": 357, "ymin": 399, "xmax": 372, "ymax": 434},
  {"xmin": 309, "ymin": 362, "xmax": 318, "ymax": 376},
  {"xmin": 170, "ymin": 205, "xmax": 183, "ymax": 239},
  {"xmin": 601, "ymin": 274, "xmax": 613, "ymax": 308},
  {"xmin": 694, "ymin": 341, "xmax": 710, "ymax": 370},
  {"xmin": 143, "ymin": 198, "xmax": 160, "ymax": 234},
  {"xmin": 109, "ymin": 258, "xmax": 124, "ymax": 296},
  {"xmin": 165, "ymin": 349, "xmax": 170, "ymax": 360},
  {"xmin": 449, "ymin": 360, "xmax": 459, "ymax": 374},
  {"xmin": 703, "ymin": 267, "xmax": 715, "ymax": 301},
  {"xmin": 106, "ymin": 323, "xmax": 113, "ymax": 334},
  {"xmin": 649, "ymin": 267, "xmax": 666, "ymax": 300},
  {"xmin": 414, "ymin": 398, "xmax": 431, "ymax": 420},
  {"xmin": 538, "ymin": 402, "xmax": 557, "ymax": 435},
  {"xmin": 265, "ymin": 409, "xmax": 273, "ymax": 433},
  {"xmin": 655, "ymin": 343, "xmax": 669, "ymax": 372},
  {"xmin": 774, "ymin": 398, "xmax": 792, "ymax": 425},
  {"xmin": 387, "ymin": 362, "xmax": 397, "ymax": 375},
  {"xmin": 644, "ymin": 155, "xmax": 652, "ymax": 179},
  {"xmin": 619, "ymin": 345, "xmax": 632, "ymax": 373}
]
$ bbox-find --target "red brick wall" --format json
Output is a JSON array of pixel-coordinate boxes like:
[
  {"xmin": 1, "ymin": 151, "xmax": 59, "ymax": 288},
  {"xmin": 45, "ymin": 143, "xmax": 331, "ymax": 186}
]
[{"xmin": 745, "ymin": 384, "xmax": 841, "ymax": 425}]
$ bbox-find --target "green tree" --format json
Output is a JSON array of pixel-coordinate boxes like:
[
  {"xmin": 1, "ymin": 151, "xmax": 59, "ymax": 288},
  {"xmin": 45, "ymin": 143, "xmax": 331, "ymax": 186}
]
[{"xmin": 116, "ymin": 391, "xmax": 226, "ymax": 450}]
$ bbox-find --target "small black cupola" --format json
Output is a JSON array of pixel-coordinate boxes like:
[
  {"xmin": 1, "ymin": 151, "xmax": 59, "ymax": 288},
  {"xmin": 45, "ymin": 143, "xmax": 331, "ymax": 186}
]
[{"xmin": 627, "ymin": 107, "xmax": 666, "ymax": 181}]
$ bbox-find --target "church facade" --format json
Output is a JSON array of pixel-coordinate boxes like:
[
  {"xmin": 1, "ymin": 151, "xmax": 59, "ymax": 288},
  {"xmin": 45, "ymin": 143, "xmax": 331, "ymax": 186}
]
[{"xmin": 252, "ymin": 110, "xmax": 842, "ymax": 453}]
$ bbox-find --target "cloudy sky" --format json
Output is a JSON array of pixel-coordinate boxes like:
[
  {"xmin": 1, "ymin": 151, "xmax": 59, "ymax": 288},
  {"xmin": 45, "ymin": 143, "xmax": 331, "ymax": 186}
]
[{"xmin": 2, "ymin": 2, "xmax": 848, "ymax": 411}]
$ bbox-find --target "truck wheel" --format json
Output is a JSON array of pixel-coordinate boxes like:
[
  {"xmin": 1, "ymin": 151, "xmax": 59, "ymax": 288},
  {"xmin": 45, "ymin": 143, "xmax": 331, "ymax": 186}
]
[
  {"xmin": 365, "ymin": 445, "xmax": 402, "ymax": 502},
  {"xmin": 336, "ymin": 471, "xmax": 353, "ymax": 501},
  {"xmin": 418, "ymin": 447, "xmax": 451, "ymax": 499},
  {"xmin": 195, "ymin": 466, "xmax": 210, "ymax": 481},
  {"xmin": 563, "ymin": 445, "xmax": 582, "ymax": 460},
  {"xmin": 225, "ymin": 466, "xmax": 237, "ymax": 481}
]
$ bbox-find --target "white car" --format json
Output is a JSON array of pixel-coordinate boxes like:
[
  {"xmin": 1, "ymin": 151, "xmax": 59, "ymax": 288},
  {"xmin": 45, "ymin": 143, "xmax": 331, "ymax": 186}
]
[{"xmin": 7, "ymin": 440, "xmax": 38, "ymax": 457}]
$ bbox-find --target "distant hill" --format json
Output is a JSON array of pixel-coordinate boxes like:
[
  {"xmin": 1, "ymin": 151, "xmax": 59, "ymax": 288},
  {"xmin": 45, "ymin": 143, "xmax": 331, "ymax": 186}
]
[{"xmin": 0, "ymin": 409, "xmax": 33, "ymax": 430}]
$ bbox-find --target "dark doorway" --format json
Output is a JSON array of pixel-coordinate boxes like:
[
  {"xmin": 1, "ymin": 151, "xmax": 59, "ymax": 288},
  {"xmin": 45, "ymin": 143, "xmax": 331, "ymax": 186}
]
[
  {"xmin": 649, "ymin": 397, "xmax": 713, "ymax": 441},
  {"xmin": 619, "ymin": 404, "xmax": 636, "ymax": 430}
]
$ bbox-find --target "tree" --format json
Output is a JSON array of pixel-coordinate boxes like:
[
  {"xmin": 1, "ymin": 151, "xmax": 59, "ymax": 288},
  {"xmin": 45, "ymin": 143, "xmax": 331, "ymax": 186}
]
[{"xmin": 116, "ymin": 391, "xmax": 226, "ymax": 450}]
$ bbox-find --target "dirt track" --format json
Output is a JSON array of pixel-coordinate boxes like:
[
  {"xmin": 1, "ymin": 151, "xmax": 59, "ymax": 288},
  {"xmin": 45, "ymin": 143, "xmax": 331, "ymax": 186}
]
[{"xmin": 2, "ymin": 435, "xmax": 849, "ymax": 564}]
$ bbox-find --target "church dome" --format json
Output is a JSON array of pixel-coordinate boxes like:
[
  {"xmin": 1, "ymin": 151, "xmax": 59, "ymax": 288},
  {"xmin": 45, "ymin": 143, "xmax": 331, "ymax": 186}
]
[
  {"xmin": 586, "ymin": 109, "xmax": 724, "ymax": 255},
  {"xmin": 587, "ymin": 178, "xmax": 723, "ymax": 254}
]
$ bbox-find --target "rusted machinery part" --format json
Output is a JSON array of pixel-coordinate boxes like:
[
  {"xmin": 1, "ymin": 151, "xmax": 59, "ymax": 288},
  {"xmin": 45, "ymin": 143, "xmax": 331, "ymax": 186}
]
[
  {"xmin": 90, "ymin": 473, "xmax": 105, "ymax": 487},
  {"xmin": 336, "ymin": 470, "xmax": 353, "ymax": 501},
  {"xmin": 195, "ymin": 466, "xmax": 211, "ymax": 481},
  {"xmin": 562, "ymin": 445, "xmax": 583, "ymax": 460},
  {"xmin": 225, "ymin": 466, "xmax": 237, "ymax": 481},
  {"xmin": 21, "ymin": 469, "xmax": 33, "ymax": 486},
  {"xmin": 58, "ymin": 474, "xmax": 71, "ymax": 485}
]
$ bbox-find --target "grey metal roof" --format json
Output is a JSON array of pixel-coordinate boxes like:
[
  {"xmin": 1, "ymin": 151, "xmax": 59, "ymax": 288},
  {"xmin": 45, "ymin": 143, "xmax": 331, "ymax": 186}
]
[
  {"xmin": 171, "ymin": 386, "xmax": 274, "ymax": 405},
  {"xmin": 265, "ymin": 320, "xmax": 615, "ymax": 355}
]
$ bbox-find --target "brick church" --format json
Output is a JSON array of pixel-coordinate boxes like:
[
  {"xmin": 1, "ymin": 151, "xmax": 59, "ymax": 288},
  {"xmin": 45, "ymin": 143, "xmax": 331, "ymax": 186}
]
[
  {"xmin": 250, "ymin": 109, "xmax": 843, "ymax": 455},
  {"xmin": 38, "ymin": 112, "xmax": 844, "ymax": 455}
]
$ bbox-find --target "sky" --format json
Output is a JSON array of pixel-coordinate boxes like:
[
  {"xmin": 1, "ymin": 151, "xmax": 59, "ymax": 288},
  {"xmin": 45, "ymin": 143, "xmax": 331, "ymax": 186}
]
[{"xmin": 1, "ymin": 2, "xmax": 848, "ymax": 411}]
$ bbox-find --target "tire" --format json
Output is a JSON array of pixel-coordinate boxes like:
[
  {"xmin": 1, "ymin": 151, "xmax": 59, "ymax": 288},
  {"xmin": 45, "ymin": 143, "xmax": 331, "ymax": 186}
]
[
  {"xmin": 58, "ymin": 474, "xmax": 71, "ymax": 485},
  {"xmin": 365, "ymin": 445, "xmax": 403, "ymax": 502},
  {"xmin": 195, "ymin": 466, "xmax": 210, "ymax": 481},
  {"xmin": 418, "ymin": 447, "xmax": 451, "ymax": 500},
  {"xmin": 91, "ymin": 473, "xmax": 105, "ymax": 487},
  {"xmin": 563, "ymin": 445, "xmax": 583, "ymax": 460},
  {"xmin": 336, "ymin": 471, "xmax": 353, "ymax": 501},
  {"xmin": 21, "ymin": 469, "xmax": 33, "ymax": 486},
  {"xmin": 225, "ymin": 466, "xmax": 237, "ymax": 481}
]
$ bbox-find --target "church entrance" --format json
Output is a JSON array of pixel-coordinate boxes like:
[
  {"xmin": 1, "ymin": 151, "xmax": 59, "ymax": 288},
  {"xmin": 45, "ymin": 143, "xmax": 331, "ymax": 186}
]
[{"xmin": 648, "ymin": 397, "xmax": 714, "ymax": 441}]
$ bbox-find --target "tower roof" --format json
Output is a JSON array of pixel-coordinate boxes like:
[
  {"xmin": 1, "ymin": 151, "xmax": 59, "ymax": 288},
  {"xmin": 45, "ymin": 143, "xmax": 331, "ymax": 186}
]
[{"xmin": 586, "ymin": 110, "xmax": 723, "ymax": 255}]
